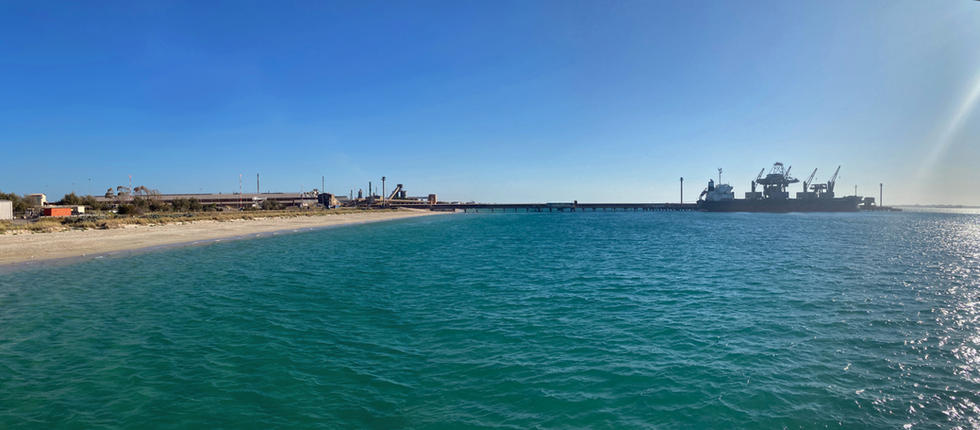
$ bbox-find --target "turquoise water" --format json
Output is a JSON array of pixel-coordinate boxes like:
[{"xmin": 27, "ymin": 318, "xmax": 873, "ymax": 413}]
[{"xmin": 2, "ymin": 212, "xmax": 979, "ymax": 428}]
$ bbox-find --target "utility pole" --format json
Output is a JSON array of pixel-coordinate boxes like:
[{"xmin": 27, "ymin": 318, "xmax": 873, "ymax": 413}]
[{"xmin": 680, "ymin": 177, "xmax": 684, "ymax": 204}]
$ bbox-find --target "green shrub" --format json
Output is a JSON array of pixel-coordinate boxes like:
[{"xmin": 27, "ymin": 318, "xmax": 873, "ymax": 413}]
[{"xmin": 117, "ymin": 204, "xmax": 144, "ymax": 215}]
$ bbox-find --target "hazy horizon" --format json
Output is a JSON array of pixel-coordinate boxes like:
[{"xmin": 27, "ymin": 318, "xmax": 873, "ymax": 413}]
[{"xmin": 2, "ymin": 1, "xmax": 978, "ymax": 205}]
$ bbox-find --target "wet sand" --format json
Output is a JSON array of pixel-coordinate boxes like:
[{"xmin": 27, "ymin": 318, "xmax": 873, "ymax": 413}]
[{"xmin": 0, "ymin": 209, "xmax": 445, "ymax": 266}]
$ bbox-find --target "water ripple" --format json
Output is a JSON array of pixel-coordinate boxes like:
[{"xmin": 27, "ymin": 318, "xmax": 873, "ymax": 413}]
[{"xmin": 1, "ymin": 212, "xmax": 979, "ymax": 428}]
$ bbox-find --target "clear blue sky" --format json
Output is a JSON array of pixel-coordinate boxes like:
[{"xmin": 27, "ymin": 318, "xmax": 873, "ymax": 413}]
[{"xmin": 2, "ymin": 1, "xmax": 978, "ymax": 204}]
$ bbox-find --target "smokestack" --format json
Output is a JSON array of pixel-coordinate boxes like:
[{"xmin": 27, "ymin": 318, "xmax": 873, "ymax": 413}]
[
  {"xmin": 680, "ymin": 177, "xmax": 684, "ymax": 204},
  {"xmin": 369, "ymin": 182, "xmax": 372, "ymax": 199},
  {"xmin": 256, "ymin": 173, "xmax": 260, "ymax": 194}
]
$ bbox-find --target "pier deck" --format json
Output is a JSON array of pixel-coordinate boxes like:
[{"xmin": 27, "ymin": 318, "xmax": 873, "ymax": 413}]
[{"xmin": 389, "ymin": 202, "xmax": 699, "ymax": 212}]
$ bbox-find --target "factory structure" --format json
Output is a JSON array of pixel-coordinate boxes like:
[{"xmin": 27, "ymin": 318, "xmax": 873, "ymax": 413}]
[
  {"xmin": 78, "ymin": 180, "xmax": 439, "ymax": 212},
  {"xmin": 341, "ymin": 180, "xmax": 438, "ymax": 208},
  {"xmin": 93, "ymin": 191, "xmax": 327, "ymax": 209},
  {"xmin": 0, "ymin": 177, "xmax": 442, "ymax": 220}
]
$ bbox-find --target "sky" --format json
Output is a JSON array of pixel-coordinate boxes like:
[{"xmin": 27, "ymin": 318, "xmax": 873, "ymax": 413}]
[{"xmin": 1, "ymin": 1, "xmax": 978, "ymax": 205}]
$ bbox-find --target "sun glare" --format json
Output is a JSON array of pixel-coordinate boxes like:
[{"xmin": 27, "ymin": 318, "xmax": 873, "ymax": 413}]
[{"xmin": 920, "ymin": 69, "xmax": 980, "ymax": 178}]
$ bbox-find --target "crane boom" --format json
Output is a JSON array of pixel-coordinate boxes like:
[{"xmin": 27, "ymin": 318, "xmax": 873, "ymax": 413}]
[
  {"xmin": 803, "ymin": 168, "xmax": 817, "ymax": 191},
  {"xmin": 829, "ymin": 165, "xmax": 841, "ymax": 184},
  {"xmin": 756, "ymin": 168, "xmax": 765, "ymax": 181},
  {"xmin": 827, "ymin": 165, "xmax": 841, "ymax": 193}
]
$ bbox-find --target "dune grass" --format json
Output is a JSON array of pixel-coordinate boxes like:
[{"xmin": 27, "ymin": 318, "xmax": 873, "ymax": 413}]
[{"xmin": 0, "ymin": 208, "xmax": 394, "ymax": 234}]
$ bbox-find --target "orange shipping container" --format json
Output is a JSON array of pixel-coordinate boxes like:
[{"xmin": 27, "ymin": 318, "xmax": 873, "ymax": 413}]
[{"xmin": 43, "ymin": 207, "xmax": 72, "ymax": 217}]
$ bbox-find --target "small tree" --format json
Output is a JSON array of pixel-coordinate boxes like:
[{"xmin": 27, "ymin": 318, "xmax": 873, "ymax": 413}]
[
  {"xmin": 261, "ymin": 199, "xmax": 281, "ymax": 210},
  {"xmin": 82, "ymin": 195, "xmax": 107, "ymax": 211},
  {"xmin": 117, "ymin": 204, "xmax": 144, "ymax": 215},
  {"xmin": 0, "ymin": 191, "xmax": 28, "ymax": 214},
  {"xmin": 58, "ymin": 193, "xmax": 83, "ymax": 205},
  {"xmin": 115, "ymin": 186, "xmax": 131, "ymax": 202},
  {"xmin": 148, "ymin": 199, "xmax": 167, "ymax": 212},
  {"xmin": 131, "ymin": 197, "xmax": 149, "ymax": 210},
  {"xmin": 171, "ymin": 198, "xmax": 190, "ymax": 212}
]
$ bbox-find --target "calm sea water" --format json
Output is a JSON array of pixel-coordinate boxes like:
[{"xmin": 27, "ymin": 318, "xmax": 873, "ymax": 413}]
[{"xmin": 2, "ymin": 211, "xmax": 979, "ymax": 428}]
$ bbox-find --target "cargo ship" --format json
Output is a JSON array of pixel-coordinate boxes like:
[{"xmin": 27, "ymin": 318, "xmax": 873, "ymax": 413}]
[{"xmin": 698, "ymin": 162, "xmax": 861, "ymax": 212}]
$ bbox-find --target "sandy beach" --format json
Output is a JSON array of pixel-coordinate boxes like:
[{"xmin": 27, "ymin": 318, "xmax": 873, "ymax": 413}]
[{"xmin": 0, "ymin": 209, "xmax": 444, "ymax": 266}]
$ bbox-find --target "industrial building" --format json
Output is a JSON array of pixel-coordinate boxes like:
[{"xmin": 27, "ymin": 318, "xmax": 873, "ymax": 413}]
[
  {"xmin": 94, "ymin": 192, "xmax": 320, "ymax": 208},
  {"xmin": 26, "ymin": 193, "xmax": 46, "ymax": 207},
  {"xmin": 0, "ymin": 200, "xmax": 12, "ymax": 220}
]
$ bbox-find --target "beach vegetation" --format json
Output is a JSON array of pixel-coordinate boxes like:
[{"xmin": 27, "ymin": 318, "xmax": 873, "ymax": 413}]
[
  {"xmin": 169, "ymin": 198, "xmax": 204, "ymax": 212},
  {"xmin": 53, "ymin": 193, "xmax": 112, "ymax": 211},
  {"xmin": 116, "ymin": 203, "xmax": 144, "ymax": 216},
  {"xmin": 0, "ymin": 207, "xmax": 394, "ymax": 234},
  {"xmin": 261, "ymin": 199, "xmax": 282, "ymax": 210}
]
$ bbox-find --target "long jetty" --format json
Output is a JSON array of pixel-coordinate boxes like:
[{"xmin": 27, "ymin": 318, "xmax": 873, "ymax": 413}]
[{"xmin": 389, "ymin": 202, "xmax": 699, "ymax": 212}]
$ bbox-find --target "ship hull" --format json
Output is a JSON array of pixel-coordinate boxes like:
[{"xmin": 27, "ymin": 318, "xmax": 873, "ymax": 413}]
[{"xmin": 698, "ymin": 196, "xmax": 860, "ymax": 213}]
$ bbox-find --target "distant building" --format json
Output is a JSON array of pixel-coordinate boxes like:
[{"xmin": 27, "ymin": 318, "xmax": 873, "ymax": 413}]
[
  {"xmin": 93, "ymin": 192, "xmax": 317, "ymax": 208},
  {"xmin": 0, "ymin": 200, "xmax": 12, "ymax": 220},
  {"xmin": 27, "ymin": 193, "xmax": 46, "ymax": 207},
  {"xmin": 317, "ymin": 193, "xmax": 340, "ymax": 208}
]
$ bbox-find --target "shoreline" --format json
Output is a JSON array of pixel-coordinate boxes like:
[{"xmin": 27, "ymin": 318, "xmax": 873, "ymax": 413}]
[{"xmin": 0, "ymin": 209, "xmax": 446, "ymax": 267}]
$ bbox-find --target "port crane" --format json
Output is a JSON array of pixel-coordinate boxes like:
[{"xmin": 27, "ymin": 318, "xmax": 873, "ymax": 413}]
[
  {"xmin": 826, "ymin": 165, "xmax": 840, "ymax": 196},
  {"xmin": 750, "ymin": 168, "xmax": 765, "ymax": 194},
  {"xmin": 808, "ymin": 165, "xmax": 840, "ymax": 197},
  {"xmin": 802, "ymin": 168, "xmax": 817, "ymax": 192},
  {"xmin": 755, "ymin": 162, "xmax": 799, "ymax": 199}
]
